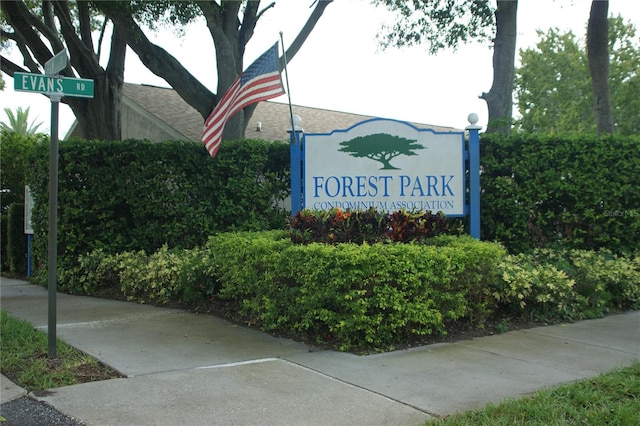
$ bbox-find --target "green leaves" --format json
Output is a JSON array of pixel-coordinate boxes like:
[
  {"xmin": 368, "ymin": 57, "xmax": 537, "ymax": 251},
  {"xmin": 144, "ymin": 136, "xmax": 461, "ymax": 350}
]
[
  {"xmin": 25, "ymin": 137, "xmax": 290, "ymax": 287},
  {"xmin": 515, "ymin": 17, "xmax": 640, "ymax": 135},
  {"xmin": 207, "ymin": 232, "xmax": 506, "ymax": 352},
  {"xmin": 480, "ymin": 133, "xmax": 640, "ymax": 254},
  {"xmin": 493, "ymin": 248, "xmax": 640, "ymax": 321},
  {"xmin": 0, "ymin": 107, "xmax": 44, "ymax": 135},
  {"xmin": 289, "ymin": 208, "xmax": 453, "ymax": 245},
  {"xmin": 375, "ymin": 0, "xmax": 495, "ymax": 53},
  {"xmin": 63, "ymin": 229, "xmax": 638, "ymax": 353}
]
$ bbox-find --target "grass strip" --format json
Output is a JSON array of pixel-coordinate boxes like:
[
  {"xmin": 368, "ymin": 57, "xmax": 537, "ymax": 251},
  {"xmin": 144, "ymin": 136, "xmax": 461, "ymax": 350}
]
[
  {"xmin": 0, "ymin": 310, "xmax": 123, "ymax": 391},
  {"xmin": 428, "ymin": 361, "xmax": 640, "ymax": 425}
]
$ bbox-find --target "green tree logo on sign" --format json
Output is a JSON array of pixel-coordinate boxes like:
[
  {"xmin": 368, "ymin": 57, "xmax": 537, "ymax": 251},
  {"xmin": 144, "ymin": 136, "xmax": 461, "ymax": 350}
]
[{"xmin": 338, "ymin": 133, "xmax": 425, "ymax": 170}]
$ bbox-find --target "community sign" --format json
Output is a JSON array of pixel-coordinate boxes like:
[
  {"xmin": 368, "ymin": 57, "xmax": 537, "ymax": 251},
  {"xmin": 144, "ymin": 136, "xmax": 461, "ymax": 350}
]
[{"xmin": 303, "ymin": 119, "xmax": 465, "ymax": 216}]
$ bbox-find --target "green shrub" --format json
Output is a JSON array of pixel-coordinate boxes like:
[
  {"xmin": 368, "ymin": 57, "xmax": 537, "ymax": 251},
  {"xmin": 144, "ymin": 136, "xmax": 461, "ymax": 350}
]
[
  {"xmin": 61, "ymin": 230, "xmax": 638, "ymax": 352},
  {"xmin": 289, "ymin": 208, "xmax": 455, "ymax": 245},
  {"xmin": 494, "ymin": 254, "xmax": 579, "ymax": 320},
  {"xmin": 7, "ymin": 203, "xmax": 27, "ymax": 274},
  {"xmin": 529, "ymin": 248, "xmax": 640, "ymax": 314},
  {"xmin": 208, "ymin": 232, "xmax": 506, "ymax": 351},
  {"xmin": 481, "ymin": 133, "xmax": 640, "ymax": 254},
  {"xmin": 492, "ymin": 248, "xmax": 640, "ymax": 321},
  {"xmin": 26, "ymin": 138, "xmax": 290, "ymax": 286},
  {"xmin": 1, "ymin": 214, "xmax": 8, "ymax": 270},
  {"xmin": 1, "ymin": 132, "xmax": 43, "ymax": 271},
  {"xmin": 0, "ymin": 131, "xmax": 44, "ymax": 212},
  {"xmin": 64, "ymin": 245, "xmax": 218, "ymax": 304}
]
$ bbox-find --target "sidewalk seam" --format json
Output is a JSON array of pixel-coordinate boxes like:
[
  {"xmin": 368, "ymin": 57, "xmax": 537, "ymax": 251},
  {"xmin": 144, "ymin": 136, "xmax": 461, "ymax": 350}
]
[
  {"xmin": 523, "ymin": 330, "xmax": 640, "ymax": 357},
  {"xmin": 280, "ymin": 358, "xmax": 441, "ymax": 419}
]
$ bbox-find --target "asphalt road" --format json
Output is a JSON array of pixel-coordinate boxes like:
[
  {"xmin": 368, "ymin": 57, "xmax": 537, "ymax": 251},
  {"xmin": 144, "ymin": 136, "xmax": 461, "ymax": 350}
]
[{"xmin": 1, "ymin": 397, "xmax": 83, "ymax": 426}]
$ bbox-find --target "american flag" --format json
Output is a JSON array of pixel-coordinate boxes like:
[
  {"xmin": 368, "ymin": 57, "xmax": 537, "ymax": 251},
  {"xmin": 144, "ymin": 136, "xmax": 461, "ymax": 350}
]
[{"xmin": 202, "ymin": 43, "xmax": 285, "ymax": 158}]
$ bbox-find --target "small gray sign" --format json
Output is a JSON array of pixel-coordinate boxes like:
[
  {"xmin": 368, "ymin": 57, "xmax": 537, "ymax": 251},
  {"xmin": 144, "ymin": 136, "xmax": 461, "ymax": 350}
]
[{"xmin": 44, "ymin": 49, "xmax": 68, "ymax": 75}]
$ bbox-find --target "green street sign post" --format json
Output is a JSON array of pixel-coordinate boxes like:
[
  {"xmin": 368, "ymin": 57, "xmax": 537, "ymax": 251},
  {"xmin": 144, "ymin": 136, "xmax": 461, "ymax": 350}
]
[
  {"xmin": 13, "ymin": 70, "xmax": 94, "ymax": 358},
  {"xmin": 14, "ymin": 72, "xmax": 94, "ymax": 98}
]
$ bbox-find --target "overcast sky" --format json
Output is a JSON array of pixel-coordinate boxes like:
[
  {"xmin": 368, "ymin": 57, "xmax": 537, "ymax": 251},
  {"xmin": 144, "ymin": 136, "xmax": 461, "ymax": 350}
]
[{"xmin": 2, "ymin": 0, "xmax": 638, "ymax": 134}]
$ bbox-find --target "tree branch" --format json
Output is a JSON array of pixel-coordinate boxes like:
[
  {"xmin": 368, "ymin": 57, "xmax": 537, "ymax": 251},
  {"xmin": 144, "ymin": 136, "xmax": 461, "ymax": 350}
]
[
  {"xmin": 43, "ymin": 1, "xmax": 56, "ymax": 34},
  {"xmin": 106, "ymin": 25, "xmax": 126, "ymax": 82},
  {"xmin": 24, "ymin": 0, "xmax": 65, "ymax": 53},
  {"xmin": 238, "ymin": 1, "xmax": 262, "ymax": 50},
  {"xmin": 106, "ymin": 9, "xmax": 215, "ymax": 119},
  {"xmin": 77, "ymin": 1, "xmax": 96, "ymax": 53},
  {"xmin": 282, "ymin": 0, "xmax": 333, "ymax": 68},
  {"xmin": 52, "ymin": 0, "xmax": 102, "ymax": 76},
  {"xmin": 0, "ymin": 55, "xmax": 29, "ymax": 76},
  {"xmin": 97, "ymin": 18, "xmax": 108, "ymax": 59},
  {"xmin": 1, "ymin": 1, "xmax": 56, "ymax": 67}
]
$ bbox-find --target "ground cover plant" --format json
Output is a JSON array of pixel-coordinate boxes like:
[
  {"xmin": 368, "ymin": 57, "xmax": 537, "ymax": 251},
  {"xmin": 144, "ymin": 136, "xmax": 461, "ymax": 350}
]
[
  {"xmin": 61, "ymin": 221, "xmax": 640, "ymax": 353},
  {"xmin": 426, "ymin": 361, "xmax": 640, "ymax": 425},
  {"xmin": 0, "ymin": 310, "xmax": 124, "ymax": 391}
]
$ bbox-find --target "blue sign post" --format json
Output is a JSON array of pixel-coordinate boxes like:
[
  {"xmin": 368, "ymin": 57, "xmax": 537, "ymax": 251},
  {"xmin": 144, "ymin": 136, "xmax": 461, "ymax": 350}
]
[
  {"xmin": 466, "ymin": 114, "xmax": 482, "ymax": 239},
  {"xmin": 466, "ymin": 113, "xmax": 482, "ymax": 239},
  {"xmin": 288, "ymin": 118, "xmax": 304, "ymax": 215}
]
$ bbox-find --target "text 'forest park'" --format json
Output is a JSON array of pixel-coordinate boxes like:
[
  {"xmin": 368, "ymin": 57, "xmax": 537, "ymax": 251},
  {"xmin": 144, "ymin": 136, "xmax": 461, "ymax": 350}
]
[
  {"xmin": 310, "ymin": 174, "xmax": 457, "ymax": 211},
  {"xmin": 312, "ymin": 174, "xmax": 456, "ymax": 198}
]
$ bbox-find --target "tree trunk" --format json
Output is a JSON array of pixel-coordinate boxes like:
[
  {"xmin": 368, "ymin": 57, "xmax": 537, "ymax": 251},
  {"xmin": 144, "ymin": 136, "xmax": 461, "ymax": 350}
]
[
  {"xmin": 480, "ymin": 0, "xmax": 518, "ymax": 134},
  {"xmin": 65, "ymin": 24, "xmax": 126, "ymax": 140},
  {"xmin": 587, "ymin": 0, "xmax": 614, "ymax": 134},
  {"xmin": 67, "ymin": 74, "xmax": 122, "ymax": 140}
]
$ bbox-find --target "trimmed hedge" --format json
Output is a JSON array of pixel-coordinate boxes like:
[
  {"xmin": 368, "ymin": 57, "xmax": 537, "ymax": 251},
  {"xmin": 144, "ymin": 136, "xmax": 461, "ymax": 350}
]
[
  {"xmin": 6, "ymin": 203, "xmax": 27, "ymax": 274},
  {"xmin": 1, "ymin": 214, "xmax": 7, "ymax": 270},
  {"xmin": 480, "ymin": 133, "xmax": 640, "ymax": 254},
  {"xmin": 1, "ymin": 131, "xmax": 42, "ymax": 271},
  {"xmin": 26, "ymin": 138, "xmax": 289, "ymax": 283},
  {"xmin": 0, "ymin": 131, "xmax": 43, "ymax": 212},
  {"xmin": 18, "ymin": 132, "xmax": 639, "ymax": 284}
]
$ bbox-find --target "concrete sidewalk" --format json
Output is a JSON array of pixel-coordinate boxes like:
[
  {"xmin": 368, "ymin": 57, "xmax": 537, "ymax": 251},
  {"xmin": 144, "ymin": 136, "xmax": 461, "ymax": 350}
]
[{"xmin": 1, "ymin": 276, "xmax": 638, "ymax": 425}]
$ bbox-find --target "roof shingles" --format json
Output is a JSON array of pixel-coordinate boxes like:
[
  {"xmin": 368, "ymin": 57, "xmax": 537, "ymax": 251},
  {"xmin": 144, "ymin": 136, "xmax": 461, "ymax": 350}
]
[{"xmin": 95, "ymin": 83, "xmax": 459, "ymax": 143}]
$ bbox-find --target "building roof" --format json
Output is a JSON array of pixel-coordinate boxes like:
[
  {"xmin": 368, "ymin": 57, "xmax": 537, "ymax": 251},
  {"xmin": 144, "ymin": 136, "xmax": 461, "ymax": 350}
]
[{"xmin": 68, "ymin": 83, "xmax": 459, "ymax": 141}]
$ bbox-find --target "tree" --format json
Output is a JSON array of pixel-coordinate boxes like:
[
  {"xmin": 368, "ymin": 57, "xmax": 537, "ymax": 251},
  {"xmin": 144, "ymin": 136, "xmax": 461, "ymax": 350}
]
[
  {"xmin": 1, "ymin": 0, "xmax": 127, "ymax": 140},
  {"xmin": 515, "ymin": 17, "xmax": 639, "ymax": 135},
  {"xmin": 2, "ymin": 1, "xmax": 332, "ymax": 141},
  {"xmin": 338, "ymin": 134, "xmax": 424, "ymax": 170},
  {"xmin": 1, "ymin": 107, "xmax": 44, "ymax": 135},
  {"xmin": 608, "ymin": 17, "xmax": 640, "ymax": 135},
  {"xmin": 97, "ymin": 0, "xmax": 333, "ymax": 142},
  {"xmin": 374, "ymin": 0, "xmax": 518, "ymax": 134},
  {"xmin": 587, "ymin": 0, "xmax": 614, "ymax": 134}
]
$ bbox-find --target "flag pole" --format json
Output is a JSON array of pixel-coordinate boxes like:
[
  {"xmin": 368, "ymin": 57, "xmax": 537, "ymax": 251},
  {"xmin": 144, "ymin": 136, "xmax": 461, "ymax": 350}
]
[
  {"xmin": 280, "ymin": 31, "xmax": 302, "ymax": 214},
  {"xmin": 279, "ymin": 31, "xmax": 297, "ymax": 138}
]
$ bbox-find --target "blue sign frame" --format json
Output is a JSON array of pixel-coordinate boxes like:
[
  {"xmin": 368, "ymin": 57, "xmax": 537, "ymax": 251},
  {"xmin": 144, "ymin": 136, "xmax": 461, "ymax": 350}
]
[{"xmin": 289, "ymin": 118, "xmax": 481, "ymax": 239}]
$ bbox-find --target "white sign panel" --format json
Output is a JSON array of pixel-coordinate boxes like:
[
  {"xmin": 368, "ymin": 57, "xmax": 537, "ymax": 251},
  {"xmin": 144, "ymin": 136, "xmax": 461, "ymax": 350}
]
[
  {"xmin": 44, "ymin": 49, "xmax": 68, "ymax": 75},
  {"xmin": 24, "ymin": 185, "xmax": 34, "ymax": 234},
  {"xmin": 304, "ymin": 119, "xmax": 465, "ymax": 216}
]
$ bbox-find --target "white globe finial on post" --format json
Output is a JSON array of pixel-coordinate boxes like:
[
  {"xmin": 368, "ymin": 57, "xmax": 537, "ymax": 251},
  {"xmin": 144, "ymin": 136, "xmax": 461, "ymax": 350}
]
[
  {"xmin": 466, "ymin": 113, "xmax": 482, "ymax": 130},
  {"xmin": 288, "ymin": 114, "xmax": 303, "ymax": 132}
]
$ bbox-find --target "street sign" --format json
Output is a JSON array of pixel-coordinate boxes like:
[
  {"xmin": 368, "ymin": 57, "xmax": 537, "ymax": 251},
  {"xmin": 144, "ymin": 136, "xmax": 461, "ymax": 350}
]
[
  {"xmin": 44, "ymin": 49, "xmax": 68, "ymax": 75},
  {"xmin": 14, "ymin": 72, "xmax": 94, "ymax": 98}
]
